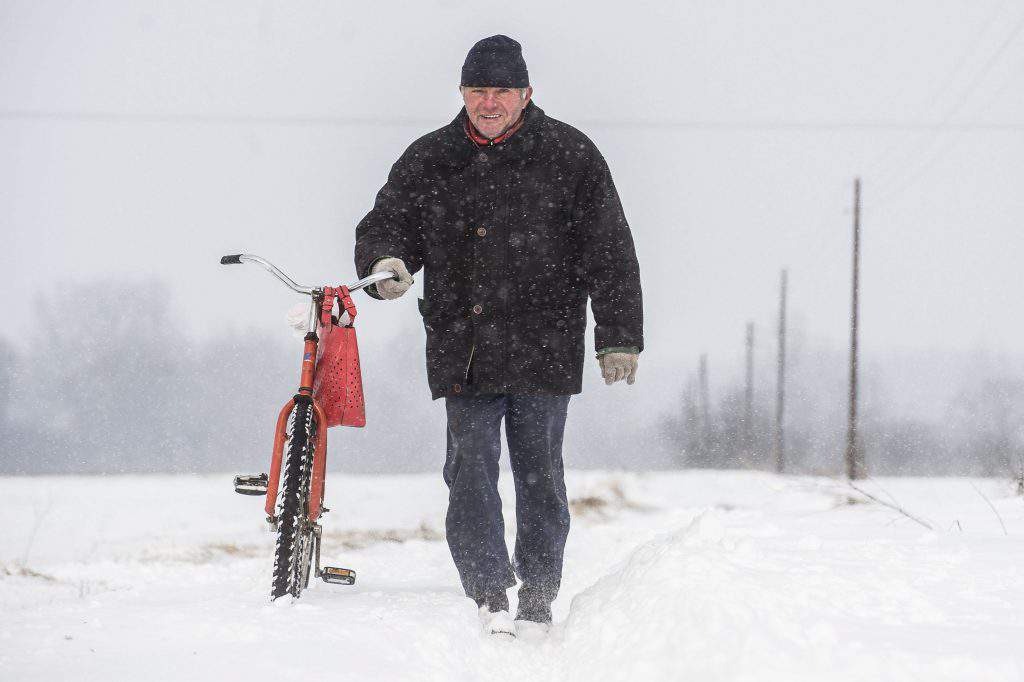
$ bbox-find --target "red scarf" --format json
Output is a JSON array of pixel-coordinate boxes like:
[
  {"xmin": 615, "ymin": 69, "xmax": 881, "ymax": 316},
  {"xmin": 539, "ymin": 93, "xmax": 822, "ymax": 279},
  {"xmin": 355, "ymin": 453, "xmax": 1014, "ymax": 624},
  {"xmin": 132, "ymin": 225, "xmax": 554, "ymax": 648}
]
[{"xmin": 464, "ymin": 111, "xmax": 526, "ymax": 146}]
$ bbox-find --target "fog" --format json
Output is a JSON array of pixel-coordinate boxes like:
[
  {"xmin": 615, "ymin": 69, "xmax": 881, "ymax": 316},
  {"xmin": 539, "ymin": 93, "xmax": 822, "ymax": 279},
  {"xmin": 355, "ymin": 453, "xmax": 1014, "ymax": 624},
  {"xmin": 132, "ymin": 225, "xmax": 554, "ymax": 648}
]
[{"xmin": 2, "ymin": 1, "xmax": 1022, "ymax": 476}]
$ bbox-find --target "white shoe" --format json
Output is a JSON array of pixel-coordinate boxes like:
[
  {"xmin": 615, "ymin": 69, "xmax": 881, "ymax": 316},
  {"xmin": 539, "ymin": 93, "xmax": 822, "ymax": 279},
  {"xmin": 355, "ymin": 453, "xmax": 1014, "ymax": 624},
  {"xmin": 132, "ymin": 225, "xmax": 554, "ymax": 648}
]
[
  {"xmin": 479, "ymin": 606, "xmax": 516, "ymax": 639},
  {"xmin": 514, "ymin": 619, "xmax": 550, "ymax": 641}
]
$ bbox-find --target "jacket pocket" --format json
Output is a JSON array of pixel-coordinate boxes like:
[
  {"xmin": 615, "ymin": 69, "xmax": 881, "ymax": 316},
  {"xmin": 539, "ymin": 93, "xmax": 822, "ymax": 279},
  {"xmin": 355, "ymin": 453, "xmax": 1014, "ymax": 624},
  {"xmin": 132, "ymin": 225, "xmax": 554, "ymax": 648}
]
[
  {"xmin": 507, "ymin": 300, "xmax": 586, "ymax": 385},
  {"xmin": 418, "ymin": 298, "xmax": 472, "ymax": 387}
]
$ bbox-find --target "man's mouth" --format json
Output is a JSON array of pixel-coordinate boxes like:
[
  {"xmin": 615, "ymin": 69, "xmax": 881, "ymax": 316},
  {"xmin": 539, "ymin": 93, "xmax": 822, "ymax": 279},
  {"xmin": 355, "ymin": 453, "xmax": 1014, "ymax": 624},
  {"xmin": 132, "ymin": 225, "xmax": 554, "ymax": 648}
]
[{"xmin": 479, "ymin": 113, "xmax": 502, "ymax": 121}]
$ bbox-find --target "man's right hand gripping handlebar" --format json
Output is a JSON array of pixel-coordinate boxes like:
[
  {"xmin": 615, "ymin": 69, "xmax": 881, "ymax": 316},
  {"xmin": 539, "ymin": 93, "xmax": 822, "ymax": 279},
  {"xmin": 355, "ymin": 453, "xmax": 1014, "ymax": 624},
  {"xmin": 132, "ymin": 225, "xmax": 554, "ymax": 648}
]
[{"xmin": 371, "ymin": 257, "xmax": 414, "ymax": 300}]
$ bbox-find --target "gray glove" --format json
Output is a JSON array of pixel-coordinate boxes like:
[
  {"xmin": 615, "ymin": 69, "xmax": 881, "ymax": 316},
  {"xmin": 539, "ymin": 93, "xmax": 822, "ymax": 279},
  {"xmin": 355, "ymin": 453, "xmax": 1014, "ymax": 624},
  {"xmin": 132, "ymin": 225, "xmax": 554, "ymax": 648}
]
[
  {"xmin": 598, "ymin": 351, "xmax": 639, "ymax": 385},
  {"xmin": 371, "ymin": 257, "xmax": 413, "ymax": 300}
]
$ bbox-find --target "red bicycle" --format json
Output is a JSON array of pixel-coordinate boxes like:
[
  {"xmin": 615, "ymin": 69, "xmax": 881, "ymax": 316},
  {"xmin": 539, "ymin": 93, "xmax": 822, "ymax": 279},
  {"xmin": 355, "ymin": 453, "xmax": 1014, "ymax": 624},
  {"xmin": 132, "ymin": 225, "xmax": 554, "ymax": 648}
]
[{"xmin": 220, "ymin": 253, "xmax": 396, "ymax": 600}]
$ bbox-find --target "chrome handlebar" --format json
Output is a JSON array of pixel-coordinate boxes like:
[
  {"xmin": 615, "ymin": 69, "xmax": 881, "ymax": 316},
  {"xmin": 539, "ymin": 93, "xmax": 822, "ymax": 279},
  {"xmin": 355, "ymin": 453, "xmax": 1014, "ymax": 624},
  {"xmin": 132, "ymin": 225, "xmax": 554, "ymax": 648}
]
[{"xmin": 219, "ymin": 253, "xmax": 396, "ymax": 294}]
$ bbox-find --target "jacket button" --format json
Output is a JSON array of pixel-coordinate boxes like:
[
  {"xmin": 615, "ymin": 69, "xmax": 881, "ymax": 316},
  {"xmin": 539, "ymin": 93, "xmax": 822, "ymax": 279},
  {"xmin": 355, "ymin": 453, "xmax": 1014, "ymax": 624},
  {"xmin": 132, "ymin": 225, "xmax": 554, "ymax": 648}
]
[
  {"xmin": 472, "ymin": 304, "xmax": 483, "ymax": 315},
  {"xmin": 477, "ymin": 152, "xmax": 488, "ymax": 162},
  {"xmin": 476, "ymin": 227, "xmax": 487, "ymax": 237},
  {"xmin": 453, "ymin": 383, "xmax": 462, "ymax": 394}
]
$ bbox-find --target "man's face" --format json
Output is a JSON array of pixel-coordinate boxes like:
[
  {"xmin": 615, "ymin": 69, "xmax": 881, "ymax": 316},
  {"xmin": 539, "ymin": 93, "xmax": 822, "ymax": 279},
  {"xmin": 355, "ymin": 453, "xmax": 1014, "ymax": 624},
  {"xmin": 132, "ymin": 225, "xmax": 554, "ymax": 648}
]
[{"xmin": 461, "ymin": 86, "xmax": 533, "ymax": 139}]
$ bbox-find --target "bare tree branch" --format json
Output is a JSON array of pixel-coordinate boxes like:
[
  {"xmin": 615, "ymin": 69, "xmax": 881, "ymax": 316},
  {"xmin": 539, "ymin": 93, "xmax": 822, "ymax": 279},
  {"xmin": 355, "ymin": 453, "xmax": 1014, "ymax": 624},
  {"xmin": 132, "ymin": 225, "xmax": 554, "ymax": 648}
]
[
  {"xmin": 969, "ymin": 480, "xmax": 1008, "ymax": 536},
  {"xmin": 20, "ymin": 495, "xmax": 55, "ymax": 567},
  {"xmin": 848, "ymin": 482, "xmax": 934, "ymax": 531}
]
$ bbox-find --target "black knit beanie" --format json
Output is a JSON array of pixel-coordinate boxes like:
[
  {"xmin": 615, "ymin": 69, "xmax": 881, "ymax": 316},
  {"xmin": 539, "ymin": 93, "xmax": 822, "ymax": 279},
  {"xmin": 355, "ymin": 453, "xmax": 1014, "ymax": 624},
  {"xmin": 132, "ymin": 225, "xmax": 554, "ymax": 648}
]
[{"xmin": 460, "ymin": 35, "xmax": 530, "ymax": 88}]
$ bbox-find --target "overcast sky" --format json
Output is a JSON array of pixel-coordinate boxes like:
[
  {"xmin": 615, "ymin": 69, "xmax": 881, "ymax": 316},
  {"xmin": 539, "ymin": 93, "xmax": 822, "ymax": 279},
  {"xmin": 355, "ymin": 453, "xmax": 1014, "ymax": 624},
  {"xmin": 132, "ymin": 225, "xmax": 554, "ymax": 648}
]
[{"xmin": 2, "ymin": 0, "xmax": 1022, "ymax": 400}]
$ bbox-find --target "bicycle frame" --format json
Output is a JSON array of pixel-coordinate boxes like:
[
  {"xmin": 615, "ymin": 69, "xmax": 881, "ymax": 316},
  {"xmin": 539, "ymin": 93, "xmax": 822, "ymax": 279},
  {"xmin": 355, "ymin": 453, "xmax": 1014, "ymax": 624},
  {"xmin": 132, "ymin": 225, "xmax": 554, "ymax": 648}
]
[{"xmin": 220, "ymin": 254, "xmax": 394, "ymax": 523}]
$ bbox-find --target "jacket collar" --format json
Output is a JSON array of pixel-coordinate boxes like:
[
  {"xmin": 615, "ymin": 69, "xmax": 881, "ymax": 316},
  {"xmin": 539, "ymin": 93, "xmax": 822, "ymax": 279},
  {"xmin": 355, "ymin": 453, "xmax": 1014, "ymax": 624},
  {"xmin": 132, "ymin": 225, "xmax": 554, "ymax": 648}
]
[
  {"xmin": 465, "ymin": 114, "xmax": 521, "ymax": 146},
  {"xmin": 444, "ymin": 101, "xmax": 545, "ymax": 159}
]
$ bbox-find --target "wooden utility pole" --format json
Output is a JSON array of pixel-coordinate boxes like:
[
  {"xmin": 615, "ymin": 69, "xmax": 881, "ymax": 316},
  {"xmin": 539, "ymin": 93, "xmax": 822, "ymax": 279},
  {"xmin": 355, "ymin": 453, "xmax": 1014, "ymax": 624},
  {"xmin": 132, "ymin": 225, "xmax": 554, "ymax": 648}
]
[
  {"xmin": 845, "ymin": 178, "xmax": 866, "ymax": 479},
  {"xmin": 698, "ymin": 354, "xmax": 710, "ymax": 449},
  {"xmin": 744, "ymin": 322, "xmax": 755, "ymax": 456},
  {"xmin": 774, "ymin": 270, "xmax": 787, "ymax": 473},
  {"xmin": 682, "ymin": 374, "xmax": 698, "ymax": 464}
]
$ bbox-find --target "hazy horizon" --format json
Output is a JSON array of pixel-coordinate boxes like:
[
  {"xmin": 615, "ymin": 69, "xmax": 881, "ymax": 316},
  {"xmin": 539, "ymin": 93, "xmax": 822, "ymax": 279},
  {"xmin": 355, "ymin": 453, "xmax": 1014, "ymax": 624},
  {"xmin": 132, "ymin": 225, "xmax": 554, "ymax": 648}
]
[{"xmin": 2, "ymin": 1, "xmax": 1022, "ymax": 474}]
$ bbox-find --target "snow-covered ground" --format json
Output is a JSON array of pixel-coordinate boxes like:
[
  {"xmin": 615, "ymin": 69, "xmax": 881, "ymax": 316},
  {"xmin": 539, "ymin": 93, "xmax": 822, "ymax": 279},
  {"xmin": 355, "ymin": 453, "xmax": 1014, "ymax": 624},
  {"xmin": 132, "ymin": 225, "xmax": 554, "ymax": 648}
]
[{"xmin": 1, "ymin": 470, "xmax": 1022, "ymax": 681}]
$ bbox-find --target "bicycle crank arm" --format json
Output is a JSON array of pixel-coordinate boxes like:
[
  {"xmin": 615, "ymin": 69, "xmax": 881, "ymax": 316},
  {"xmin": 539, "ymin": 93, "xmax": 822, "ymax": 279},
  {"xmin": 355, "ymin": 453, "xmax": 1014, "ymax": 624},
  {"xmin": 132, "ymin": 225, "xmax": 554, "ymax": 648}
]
[{"xmin": 320, "ymin": 566, "xmax": 357, "ymax": 585}]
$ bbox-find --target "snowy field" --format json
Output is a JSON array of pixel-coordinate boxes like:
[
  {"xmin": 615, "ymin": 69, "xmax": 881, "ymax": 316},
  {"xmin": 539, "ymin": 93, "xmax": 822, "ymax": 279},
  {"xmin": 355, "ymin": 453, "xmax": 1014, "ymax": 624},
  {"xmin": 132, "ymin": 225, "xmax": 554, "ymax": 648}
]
[{"xmin": 1, "ymin": 470, "xmax": 1022, "ymax": 682}]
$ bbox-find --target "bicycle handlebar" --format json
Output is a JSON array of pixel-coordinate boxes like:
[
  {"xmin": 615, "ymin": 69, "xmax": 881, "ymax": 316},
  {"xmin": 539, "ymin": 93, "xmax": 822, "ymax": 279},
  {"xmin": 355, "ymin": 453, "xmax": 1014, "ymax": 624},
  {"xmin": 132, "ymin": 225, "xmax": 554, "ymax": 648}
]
[{"xmin": 219, "ymin": 253, "xmax": 397, "ymax": 295}]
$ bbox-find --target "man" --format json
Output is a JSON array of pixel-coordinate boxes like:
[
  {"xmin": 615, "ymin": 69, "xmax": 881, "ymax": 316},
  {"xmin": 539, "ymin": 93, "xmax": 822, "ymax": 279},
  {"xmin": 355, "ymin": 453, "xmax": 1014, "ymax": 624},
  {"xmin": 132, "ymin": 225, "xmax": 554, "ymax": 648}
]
[{"xmin": 354, "ymin": 35, "xmax": 643, "ymax": 637}]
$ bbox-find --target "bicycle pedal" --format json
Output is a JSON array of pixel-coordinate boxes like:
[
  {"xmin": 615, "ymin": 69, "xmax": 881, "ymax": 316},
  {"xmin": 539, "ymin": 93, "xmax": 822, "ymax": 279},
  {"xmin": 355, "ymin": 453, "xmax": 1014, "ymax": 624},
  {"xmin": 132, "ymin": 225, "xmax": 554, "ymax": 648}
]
[
  {"xmin": 233, "ymin": 473, "xmax": 268, "ymax": 496},
  {"xmin": 321, "ymin": 566, "xmax": 356, "ymax": 585}
]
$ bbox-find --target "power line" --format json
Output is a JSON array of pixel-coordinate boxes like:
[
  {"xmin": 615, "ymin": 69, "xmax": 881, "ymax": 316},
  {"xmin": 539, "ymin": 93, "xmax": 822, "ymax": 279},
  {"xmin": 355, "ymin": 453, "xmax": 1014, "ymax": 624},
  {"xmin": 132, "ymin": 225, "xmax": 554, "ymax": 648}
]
[
  {"xmin": 582, "ymin": 120, "xmax": 1024, "ymax": 132},
  {"xmin": 933, "ymin": 8, "xmax": 1024, "ymax": 127},
  {"xmin": 873, "ymin": 53, "xmax": 1024, "ymax": 210},
  {"xmin": 0, "ymin": 110, "xmax": 433, "ymax": 127},
  {"xmin": 870, "ymin": 8, "xmax": 1024, "ymax": 191},
  {"xmin": 861, "ymin": 0, "xmax": 1013, "ymax": 179},
  {"xmin": 917, "ymin": 0, "xmax": 1012, "ymax": 115},
  {"xmin": 1, "ymin": 108, "xmax": 1023, "ymax": 132}
]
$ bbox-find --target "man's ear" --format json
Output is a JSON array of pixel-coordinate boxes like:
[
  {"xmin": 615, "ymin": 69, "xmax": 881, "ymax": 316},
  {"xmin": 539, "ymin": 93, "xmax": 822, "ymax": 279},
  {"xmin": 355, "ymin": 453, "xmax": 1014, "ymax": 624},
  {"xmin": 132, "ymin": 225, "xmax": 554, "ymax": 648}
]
[{"xmin": 522, "ymin": 86, "xmax": 534, "ymax": 103}]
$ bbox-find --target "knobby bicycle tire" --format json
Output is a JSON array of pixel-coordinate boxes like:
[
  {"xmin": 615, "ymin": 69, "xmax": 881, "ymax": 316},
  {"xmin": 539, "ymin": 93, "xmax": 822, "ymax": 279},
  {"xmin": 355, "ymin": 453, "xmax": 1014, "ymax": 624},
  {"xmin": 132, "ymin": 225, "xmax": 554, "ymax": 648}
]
[{"xmin": 270, "ymin": 399, "xmax": 316, "ymax": 600}]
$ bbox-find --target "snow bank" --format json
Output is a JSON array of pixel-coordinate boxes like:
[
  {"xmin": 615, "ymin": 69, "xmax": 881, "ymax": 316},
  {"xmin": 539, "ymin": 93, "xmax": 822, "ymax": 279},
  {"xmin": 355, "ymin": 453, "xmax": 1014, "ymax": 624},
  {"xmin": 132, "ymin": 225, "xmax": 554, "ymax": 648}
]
[
  {"xmin": 559, "ymin": 505, "xmax": 1021, "ymax": 682},
  {"xmin": 2, "ymin": 471, "xmax": 1023, "ymax": 681}
]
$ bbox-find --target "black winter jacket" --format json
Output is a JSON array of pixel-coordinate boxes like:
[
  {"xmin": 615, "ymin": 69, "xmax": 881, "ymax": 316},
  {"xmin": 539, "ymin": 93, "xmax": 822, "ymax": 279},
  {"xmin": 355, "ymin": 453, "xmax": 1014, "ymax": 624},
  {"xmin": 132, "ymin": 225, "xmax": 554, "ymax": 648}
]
[{"xmin": 354, "ymin": 102, "xmax": 643, "ymax": 399}]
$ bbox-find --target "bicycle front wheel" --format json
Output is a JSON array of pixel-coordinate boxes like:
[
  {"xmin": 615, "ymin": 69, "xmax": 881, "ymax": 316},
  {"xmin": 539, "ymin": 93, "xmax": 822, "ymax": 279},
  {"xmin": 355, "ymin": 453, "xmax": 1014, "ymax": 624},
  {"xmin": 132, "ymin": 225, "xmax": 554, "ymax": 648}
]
[{"xmin": 270, "ymin": 399, "xmax": 317, "ymax": 600}]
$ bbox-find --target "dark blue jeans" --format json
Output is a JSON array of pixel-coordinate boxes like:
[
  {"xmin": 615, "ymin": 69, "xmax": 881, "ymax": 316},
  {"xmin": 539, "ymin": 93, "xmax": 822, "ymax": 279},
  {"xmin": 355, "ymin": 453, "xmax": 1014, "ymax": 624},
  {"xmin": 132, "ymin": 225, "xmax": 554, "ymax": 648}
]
[{"xmin": 443, "ymin": 393, "xmax": 571, "ymax": 602}]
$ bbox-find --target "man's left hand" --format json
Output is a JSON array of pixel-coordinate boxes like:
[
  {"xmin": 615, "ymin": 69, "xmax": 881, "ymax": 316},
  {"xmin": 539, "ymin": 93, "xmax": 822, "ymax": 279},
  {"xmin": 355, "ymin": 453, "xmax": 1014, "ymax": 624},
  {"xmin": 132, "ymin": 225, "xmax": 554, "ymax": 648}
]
[{"xmin": 598, "ymin": 352, "xmax": 639, "ymax": 386}]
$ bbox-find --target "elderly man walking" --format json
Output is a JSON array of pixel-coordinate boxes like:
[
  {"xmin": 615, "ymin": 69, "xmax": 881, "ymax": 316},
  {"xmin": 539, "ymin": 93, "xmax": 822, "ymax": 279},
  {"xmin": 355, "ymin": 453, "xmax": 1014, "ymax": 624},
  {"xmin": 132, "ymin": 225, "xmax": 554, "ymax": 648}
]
[{"xmin": 354, "ymin": 35, "xmax": 643, "ymax": 637}]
